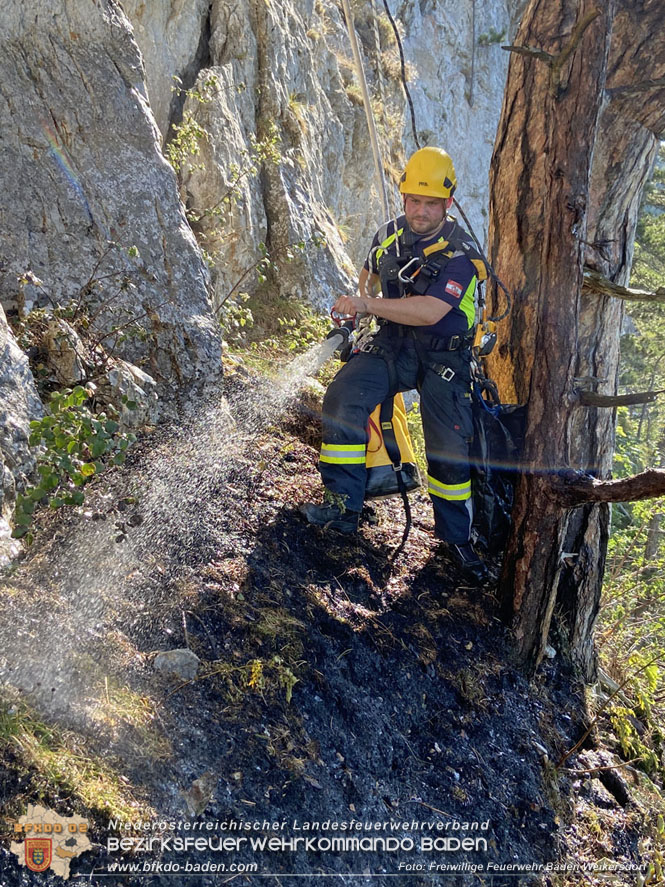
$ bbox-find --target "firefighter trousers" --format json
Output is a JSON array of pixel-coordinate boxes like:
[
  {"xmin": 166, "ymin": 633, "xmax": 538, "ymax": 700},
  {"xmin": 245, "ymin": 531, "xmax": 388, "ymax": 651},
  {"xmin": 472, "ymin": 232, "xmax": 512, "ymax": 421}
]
[{"xmin": 319, "ymin": 336, "xmax": 474, "ymax": 544}]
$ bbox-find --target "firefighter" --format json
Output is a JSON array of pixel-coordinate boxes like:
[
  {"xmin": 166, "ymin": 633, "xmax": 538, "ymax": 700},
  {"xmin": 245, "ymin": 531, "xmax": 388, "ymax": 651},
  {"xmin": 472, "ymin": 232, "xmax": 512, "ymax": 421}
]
[{"xmin": 301, "ymin": 147, "xmax": 488, "ymax": 581}]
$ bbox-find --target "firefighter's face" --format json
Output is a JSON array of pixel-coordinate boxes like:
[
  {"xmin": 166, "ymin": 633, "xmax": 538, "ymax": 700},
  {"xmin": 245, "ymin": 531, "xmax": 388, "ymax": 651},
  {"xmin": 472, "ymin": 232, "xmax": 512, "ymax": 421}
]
[{"xmin": 404, "ymin": 194, "xmax": 450, "ymax": 236}]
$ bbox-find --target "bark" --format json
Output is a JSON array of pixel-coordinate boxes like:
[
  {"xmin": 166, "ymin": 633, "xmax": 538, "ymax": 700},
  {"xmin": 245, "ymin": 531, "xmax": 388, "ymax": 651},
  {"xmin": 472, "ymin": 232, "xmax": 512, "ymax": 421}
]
[
  {"xmin": 645, "ymin": 511, "xmax": 664, "ymax": 562},
  {"xmin": 487, "ymin": 0, "xmax": 616, "ymax": 669},
  {"xmin": 644, "ymin": 427, "xmax": 665, "ymax": 561},
  {"xmin": 487, "ymin": 0, "xmax": 665, "ymax": 676},
  {"xmin": 556, "ymin": 0, "xmax": 665, "ymax": 679}
]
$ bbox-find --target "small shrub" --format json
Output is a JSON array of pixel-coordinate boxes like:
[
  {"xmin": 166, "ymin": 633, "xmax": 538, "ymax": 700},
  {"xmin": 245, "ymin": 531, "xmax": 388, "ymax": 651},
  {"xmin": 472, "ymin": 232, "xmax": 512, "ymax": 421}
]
[
  {"xmin": 477, "ymin": 28, "xmax": 506, "ymax": 46},
  {"xmin": 12, "ymin": 386, "xmax": 136, "ymax": 543}
]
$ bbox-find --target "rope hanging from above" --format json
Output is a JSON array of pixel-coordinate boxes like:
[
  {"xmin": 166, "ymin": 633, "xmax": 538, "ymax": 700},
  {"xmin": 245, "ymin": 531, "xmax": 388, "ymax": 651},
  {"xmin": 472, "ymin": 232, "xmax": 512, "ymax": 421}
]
[{"xmin": 340, "ymin": 0, "xmax": 391, "ymax": 219}]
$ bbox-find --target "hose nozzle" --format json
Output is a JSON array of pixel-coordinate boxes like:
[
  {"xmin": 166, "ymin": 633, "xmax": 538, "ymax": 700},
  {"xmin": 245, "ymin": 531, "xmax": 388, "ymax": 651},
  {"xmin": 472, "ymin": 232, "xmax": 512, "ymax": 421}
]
[{"xmin": 326, "ymin": 324, "xmax": 349, "ymax": 350}]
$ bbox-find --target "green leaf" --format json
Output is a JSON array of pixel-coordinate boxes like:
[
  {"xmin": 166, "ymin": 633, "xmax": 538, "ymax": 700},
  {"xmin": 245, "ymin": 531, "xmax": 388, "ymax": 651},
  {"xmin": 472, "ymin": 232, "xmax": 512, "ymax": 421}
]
[
  {"xmin": 70, "ymin": 385, "xmax": 88, "ymax": 403},
  {"xmin": 49, "ymin": 497, "xmax": 64, "ymax": 509},
  {"xmin": 91, "ymin": 439, "xmax": 108, "ymax": 458},
  {"xmin": 80, "ymin": 463, "xmax": 96, "ymax": 477},
  {"xmin": 113, "ymin": 452, "xmax": 126, "ymax": 466},
  {"xmin": 11, "ymin": 526, "xmax": 29, "ymax": 539},
  {"xmin": 14, "ymin": 511, "xmax": 33, "ymax": 527},
  {"xmin": 104, "ymin": 420, "xmax": 119, "ymax": 434},
  {"xmin": 71, "ymin": 490, "xmax": 85, "ymax": 505},
  {"xmin": 58, "ymin": 456, "xmax": 74, "ymax": 473},
  {"xmin": 28, "ymin": 486, "xmax": 46, "ymax": 501},
  {"xmin": 44, "ymin": 473, "xmax": 60, "ymax": 491}
]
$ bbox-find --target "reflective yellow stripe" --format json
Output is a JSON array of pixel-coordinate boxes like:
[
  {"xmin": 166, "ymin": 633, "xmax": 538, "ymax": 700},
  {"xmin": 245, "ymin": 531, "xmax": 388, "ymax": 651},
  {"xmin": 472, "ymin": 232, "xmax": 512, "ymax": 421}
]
[
  {"xmin": 375, "ymin": 226, "xmax": 404, "ymax": 261},
  {"xmin": 320, "ymin": 444, "xmax": 366, "ymax": 465},
  {"xmin": 427, "ymin": 475, "xmax": 471, "ymax": 500},
  {"xmin": 459, "ymin": 277, "xmax": 477, "ymax": 330}
]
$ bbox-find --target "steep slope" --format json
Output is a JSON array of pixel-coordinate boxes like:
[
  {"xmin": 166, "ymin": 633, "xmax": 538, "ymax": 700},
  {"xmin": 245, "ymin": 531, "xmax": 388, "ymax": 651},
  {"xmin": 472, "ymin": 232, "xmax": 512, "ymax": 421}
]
[{"xmin": 0, "ymin": 358, "xmax": 655, "ymax": 886}]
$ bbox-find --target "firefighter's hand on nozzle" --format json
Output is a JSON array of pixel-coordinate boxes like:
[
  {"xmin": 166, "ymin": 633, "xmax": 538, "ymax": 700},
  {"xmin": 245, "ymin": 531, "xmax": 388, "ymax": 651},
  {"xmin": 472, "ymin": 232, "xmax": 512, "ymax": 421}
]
[{"xmin": 332, "ymin": 294, "xmax": 367, "ymax": 320}]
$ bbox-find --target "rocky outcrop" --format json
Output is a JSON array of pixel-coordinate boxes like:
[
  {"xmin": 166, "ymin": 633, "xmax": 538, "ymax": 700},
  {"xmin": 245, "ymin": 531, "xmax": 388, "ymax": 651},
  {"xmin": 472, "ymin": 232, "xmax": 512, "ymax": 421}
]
[
  {"xmin": 119, "ymin": 0, "xmax": 212, "ymax": 140},
  {"xmin": 0, "ymin": 0, "xmax": 222, "ymax": 396},
  {"xmin": 0, "ymin": 309, "xmax": 43, "ymax": 564}
]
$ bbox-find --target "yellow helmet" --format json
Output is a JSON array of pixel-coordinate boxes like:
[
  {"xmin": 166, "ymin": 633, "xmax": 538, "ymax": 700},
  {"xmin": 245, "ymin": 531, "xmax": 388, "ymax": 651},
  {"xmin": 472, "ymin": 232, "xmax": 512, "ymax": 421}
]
[{"xmin": 399, "ymin": 147, "xmax": 457, "ymax": 199}]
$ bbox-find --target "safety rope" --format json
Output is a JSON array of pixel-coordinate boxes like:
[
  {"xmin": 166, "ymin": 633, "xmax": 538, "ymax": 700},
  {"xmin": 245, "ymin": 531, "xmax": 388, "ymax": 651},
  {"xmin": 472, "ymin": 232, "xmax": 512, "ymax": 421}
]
[
  {"xmin": 379, "ymin": 0, "xmax": 420, "ymax": 151},
  {"xmin": 340, "ymin": 0, "xmax": 391, "ymax": 219}
]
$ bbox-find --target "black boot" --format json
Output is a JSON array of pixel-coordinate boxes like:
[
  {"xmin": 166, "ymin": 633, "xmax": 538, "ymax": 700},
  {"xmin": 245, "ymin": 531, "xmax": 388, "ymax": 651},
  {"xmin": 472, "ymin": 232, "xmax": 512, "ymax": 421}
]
[
  {"xmin": 299, "ymin": 502, "xmax": 360, "ymax": 535},
  {"xmin": 446, "ymin": 541, "xmax": 490, "ymax": 583}
]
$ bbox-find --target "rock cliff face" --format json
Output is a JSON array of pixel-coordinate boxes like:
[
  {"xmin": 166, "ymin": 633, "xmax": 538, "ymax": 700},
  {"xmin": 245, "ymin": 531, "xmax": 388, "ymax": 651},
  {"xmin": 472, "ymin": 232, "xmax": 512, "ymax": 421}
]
[
  {"xmin": 122, "ymin": 0, "xmax": 520, "ymax": 308},
  {"xmin": 0, "ymin": 0, "xmax": 222, "ymax": 388},
  {"xmin": 0, "ymin": 310, "xmax": 42, "ymax": 563},
  {"xmin": 0, "ymin": 0, "xmax": 519, "ymax": 537}
]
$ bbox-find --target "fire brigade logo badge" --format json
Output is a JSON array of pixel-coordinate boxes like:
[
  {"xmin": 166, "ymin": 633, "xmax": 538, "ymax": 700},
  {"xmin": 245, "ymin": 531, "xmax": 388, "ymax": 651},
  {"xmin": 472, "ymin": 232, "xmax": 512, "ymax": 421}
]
[
  {"xmin": 25, "ymin": 838, "xmax": 52, "ymax": 872},
  {"xmin": 10, "ymin": 805, "xmax": 91, "ymax": 879}
]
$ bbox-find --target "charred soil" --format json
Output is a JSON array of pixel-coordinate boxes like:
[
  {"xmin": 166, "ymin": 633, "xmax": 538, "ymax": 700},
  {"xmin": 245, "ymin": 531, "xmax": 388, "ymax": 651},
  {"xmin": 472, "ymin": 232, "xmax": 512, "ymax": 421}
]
[{"xmin": 0, "ymin": 370, "xmax": 656, "ymax": 887}]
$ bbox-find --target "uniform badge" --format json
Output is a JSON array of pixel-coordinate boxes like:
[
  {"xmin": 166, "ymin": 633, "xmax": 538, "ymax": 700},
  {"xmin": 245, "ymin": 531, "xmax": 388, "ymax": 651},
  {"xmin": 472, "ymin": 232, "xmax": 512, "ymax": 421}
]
[{"xmin": 445, "ymin": 280, "xmax": 463, "ymax": 299}]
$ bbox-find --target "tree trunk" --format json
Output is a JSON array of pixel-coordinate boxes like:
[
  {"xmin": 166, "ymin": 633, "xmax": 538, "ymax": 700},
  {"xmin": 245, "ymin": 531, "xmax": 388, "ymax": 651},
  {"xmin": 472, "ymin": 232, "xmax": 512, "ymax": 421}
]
[
  {"xmin": 488, "ymin": 0, "xmax": 665, "ymax": 675},
  {"xmin": 554, "ymin": 0, "xmax": 665, "ymax": 679},
  {"xmin": 488, "ymin": 0, "xmax": 615, "ymax": 669}
]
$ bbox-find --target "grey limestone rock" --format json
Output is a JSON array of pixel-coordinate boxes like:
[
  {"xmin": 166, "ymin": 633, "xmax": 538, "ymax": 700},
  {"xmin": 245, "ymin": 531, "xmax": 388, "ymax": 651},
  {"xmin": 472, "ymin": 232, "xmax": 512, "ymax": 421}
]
[
  {"xmin": 0, "ymin": 0, "xmax": 222, "ymax": 399},
  {"xmin": 125, "ymin": 0, "xmax": 520, "ymax": 313},
  {"xmin": 154, "ymin": 648, "xmax": 201, "ymax": 681},
  {"xmin": 0, "ymin": 307, "xmax": 43, "ymax": 563}
]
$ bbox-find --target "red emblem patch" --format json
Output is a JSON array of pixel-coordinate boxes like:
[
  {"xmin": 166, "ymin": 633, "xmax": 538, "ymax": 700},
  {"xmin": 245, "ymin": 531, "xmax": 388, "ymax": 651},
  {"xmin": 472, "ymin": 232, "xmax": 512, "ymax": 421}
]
[
  {"xmin": 445, "ymin": 280, "xmax": 463, "ymax": 299},
  {"xmin": 25, "ymin": 838, "xmax": 52, "ymax": 872}
]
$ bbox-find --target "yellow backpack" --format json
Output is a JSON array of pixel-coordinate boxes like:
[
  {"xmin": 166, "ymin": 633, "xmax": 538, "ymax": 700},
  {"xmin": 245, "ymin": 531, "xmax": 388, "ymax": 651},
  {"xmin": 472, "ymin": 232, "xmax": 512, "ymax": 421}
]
[{"xmin": 365, "ymin": 393, "xmax": 421, "ymax": 499}]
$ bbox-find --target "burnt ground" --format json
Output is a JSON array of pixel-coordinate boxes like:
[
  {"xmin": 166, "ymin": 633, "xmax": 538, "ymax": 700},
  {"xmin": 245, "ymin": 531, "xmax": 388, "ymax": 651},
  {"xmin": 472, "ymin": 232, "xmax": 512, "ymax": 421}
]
[{"xmin": 0, "ymin": 373, "xmax": 659, "ymax": 887}]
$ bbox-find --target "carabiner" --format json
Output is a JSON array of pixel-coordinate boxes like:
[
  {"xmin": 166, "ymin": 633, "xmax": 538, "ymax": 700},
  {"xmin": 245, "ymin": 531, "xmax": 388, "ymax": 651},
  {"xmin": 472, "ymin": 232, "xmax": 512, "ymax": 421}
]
[
  {"xmin": 397, "ymin": 256, "xmax": 421, "ymax": 285},
  {"xmin": 330, "ymin": 308, "xmax": 356, "ymax": 326}
]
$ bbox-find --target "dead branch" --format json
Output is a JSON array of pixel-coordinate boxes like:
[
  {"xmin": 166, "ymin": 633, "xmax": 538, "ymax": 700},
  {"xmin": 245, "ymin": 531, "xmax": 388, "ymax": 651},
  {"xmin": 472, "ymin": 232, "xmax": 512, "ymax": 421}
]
[
  {"xmin": 583, "ymin": 269, "xmax": 665, "ymax": 303},
  {"xmin": 502, "ymin": 8, "xmax": 601, "ymax": 95},
  {"xmin": 578, "ymin": 390, "xmax": 665, "ymax": 407},
  {"xmin": 501, "ymin": 44, "xmax": 554, "ymax": 64},
  {"xmin": 560, "ymin": 757, "xmax": 641, "ymax": 775},
  {"xmin": 552, "ymin": 469, "xmax": 665, "ymax": 508}
]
